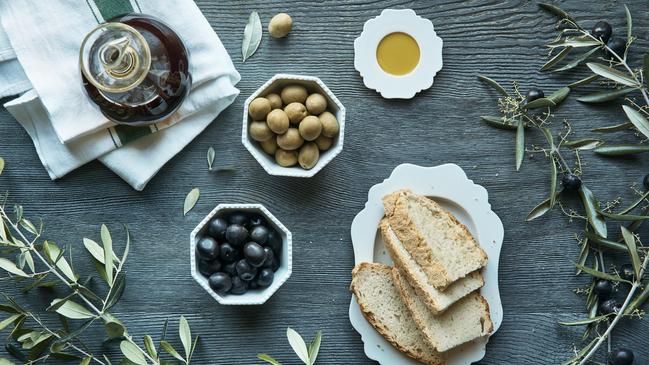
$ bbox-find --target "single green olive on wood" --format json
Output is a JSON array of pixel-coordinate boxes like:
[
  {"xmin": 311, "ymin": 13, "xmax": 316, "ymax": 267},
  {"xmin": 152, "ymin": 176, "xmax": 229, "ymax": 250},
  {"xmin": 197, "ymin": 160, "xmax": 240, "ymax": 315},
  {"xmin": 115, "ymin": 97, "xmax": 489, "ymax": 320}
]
[
  {"xmin": 266, "ymin": 109, "xmax": 290, "ymax": 134},
  {"xmin": 284, "ymin": 102, "xmax": 307, "ymax": 124},
  {"xmin": 280, "ymin": 85, "xmax": 308, "ymax": 104},
  {"xmin": 268, "ymin": 13, "xmax": 293, "ymax": 38},
  {"xmin": 248, "ymin": 97, "xmax": 271, "ymax": 120},
  {"xmin": 298, "ymin": 115, "xmax": 322, "ymax": 141},
  {"xmin": 276, "ymin": 128, "xmax": 304, "ymax": 150},
  {"xmin": 275, "ymin": 148, "xmax": 298, "ymax": 167},
  {"xmin": 249, "ymin": 121, "xmax": 274, "ymax": 142},
  {"xmin": 298, "ymin": 142, "xmax": 319, "ymax": 169}
]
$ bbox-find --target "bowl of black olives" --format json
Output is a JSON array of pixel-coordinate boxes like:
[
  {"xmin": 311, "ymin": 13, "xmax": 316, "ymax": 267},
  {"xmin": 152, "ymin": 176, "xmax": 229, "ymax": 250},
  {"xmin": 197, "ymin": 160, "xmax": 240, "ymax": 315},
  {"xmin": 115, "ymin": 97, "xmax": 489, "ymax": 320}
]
[{"xmin": 190, "ymin": 204, "xmax": 292, "ymax": 305}]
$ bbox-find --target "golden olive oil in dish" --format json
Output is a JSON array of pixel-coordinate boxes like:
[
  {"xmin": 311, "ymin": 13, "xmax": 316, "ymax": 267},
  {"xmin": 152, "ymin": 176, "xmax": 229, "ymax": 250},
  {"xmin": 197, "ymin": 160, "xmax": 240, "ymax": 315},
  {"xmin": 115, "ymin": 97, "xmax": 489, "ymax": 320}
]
[{"xmin": 376, "ymin": 32, "xmax": 420, "ymax": 76}]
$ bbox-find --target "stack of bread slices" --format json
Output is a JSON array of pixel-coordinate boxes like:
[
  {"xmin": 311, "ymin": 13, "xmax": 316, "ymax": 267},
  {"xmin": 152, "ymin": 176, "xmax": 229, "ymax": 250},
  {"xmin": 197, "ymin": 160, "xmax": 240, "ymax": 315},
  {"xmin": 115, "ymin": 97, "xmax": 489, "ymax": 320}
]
[{"xmin": 350, "ymin": 189, "xmax": 493, "ymax": 365}]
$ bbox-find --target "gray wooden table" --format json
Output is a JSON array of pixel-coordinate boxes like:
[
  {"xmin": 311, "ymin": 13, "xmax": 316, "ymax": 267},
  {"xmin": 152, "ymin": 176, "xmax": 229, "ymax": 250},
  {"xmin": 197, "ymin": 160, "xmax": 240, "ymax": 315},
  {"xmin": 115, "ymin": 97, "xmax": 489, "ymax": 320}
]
[{"xmin": 2, "ymin": 1, "xmax": 649, "ymax": 364}]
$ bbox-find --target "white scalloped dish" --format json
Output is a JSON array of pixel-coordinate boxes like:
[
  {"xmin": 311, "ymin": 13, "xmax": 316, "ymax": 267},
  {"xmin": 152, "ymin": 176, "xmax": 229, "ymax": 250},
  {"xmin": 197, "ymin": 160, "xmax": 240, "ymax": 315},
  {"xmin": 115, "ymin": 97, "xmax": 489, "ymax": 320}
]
[
  {"xmin": 354, "ymin": 9, "xmax": 443, "ymax": 99},
  {"xmin": 349, "ymin": 163, "xmax": 504, "ymax": 364}
]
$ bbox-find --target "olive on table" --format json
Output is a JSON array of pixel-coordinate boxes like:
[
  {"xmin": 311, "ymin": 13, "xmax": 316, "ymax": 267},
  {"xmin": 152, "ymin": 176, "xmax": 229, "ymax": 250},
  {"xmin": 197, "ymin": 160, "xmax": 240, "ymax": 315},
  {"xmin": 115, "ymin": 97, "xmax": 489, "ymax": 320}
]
[
  {"xmin": 284, "ymin": 102, "xmax": 308, "ymax": 124},
  {"xmin": 606, "ymin": 37, "xmax": 626, "ymax": 59},
  {"xmin": 609, "ymin": 348, "xmax": 634, "ymax": 365},
  {"xmin": 208, "ymin": 272, "xmax": 232, "ymax": 294},
  {"xmin": 281, "ymin": 85, "xmax": 308, "ymax": 104},
  {"xmin": 561, "ymin": 173, "xmax": 582, "ymax": 191},
  {"xmin": 526, "ymin": 88, "xmax": 544, "ymax": 103},
  {"xmin": 268, "ymin": 13, "xmax": 293, "ymax": 38},
  {"xmin": 593, "ymin": 280, "xmax": 613, "ymax": 300},
  {"xmin": 619, "ymin": 263, "xmax": 635, "ymax": 281},
  {"xmin": 196, "ymin": 237, "xmax": 219, "ymax": 261},
  {"xmin": 299, "ymin": 116, "xmax": 322, "ymax": 141},
  {"xmin": 318, "ymin": 111, "xmax": 339, "ymax": 138},
  {"xmin": 248, "ymin": 97, "xmax": 271, "ymax": 120},
  {"xmin": 598, "ymin": 298, "xmax": 620, "ymax": 315},
  {"xmin": 305, "ymin": 93, "xmax": 328, "ymax": 115}
]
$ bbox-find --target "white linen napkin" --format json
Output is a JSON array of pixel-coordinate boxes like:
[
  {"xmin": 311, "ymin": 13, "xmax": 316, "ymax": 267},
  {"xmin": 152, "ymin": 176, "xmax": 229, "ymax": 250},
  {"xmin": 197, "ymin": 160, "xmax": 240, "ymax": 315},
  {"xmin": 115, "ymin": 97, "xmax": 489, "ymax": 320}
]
[
  {"xmin": 0, "ymin": 0, "xmax": 241, "ymax": 190},
  {"xmin": 1, "ymin": 0, "xmax": 239, "ymax": 143}
]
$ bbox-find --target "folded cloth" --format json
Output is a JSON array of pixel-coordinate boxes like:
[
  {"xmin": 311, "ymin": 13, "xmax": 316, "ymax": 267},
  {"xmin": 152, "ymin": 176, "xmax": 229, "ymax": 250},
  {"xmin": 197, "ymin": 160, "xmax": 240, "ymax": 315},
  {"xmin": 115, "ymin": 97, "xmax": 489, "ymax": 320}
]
[
  {"xmin": 0, "ymin": 30, "xmax": 30, "ymax": 98},
  {"xmin": 6, "ymin": 76, "xmax": 239, "ymax": 190},
  {"xmin": 0, "ymin": 0, "xmax": 239, "ymax": 143}
]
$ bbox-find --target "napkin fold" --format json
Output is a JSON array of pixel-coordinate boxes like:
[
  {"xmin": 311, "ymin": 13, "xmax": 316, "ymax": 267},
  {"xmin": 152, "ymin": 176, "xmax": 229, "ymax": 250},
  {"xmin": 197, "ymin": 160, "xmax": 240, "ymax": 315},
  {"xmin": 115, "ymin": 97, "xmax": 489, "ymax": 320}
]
[{"xmin": 0, "ymin": 0, "xmax": 241, "ymax": 190}]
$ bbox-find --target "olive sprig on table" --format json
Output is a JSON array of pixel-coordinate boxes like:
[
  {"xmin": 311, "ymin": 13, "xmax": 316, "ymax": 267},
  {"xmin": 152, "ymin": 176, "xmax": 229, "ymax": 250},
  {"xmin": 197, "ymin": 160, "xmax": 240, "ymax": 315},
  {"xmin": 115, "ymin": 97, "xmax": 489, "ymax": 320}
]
[
  {"xmin": 539, "ymin": 3, "xmax": 649, "ymax": 157},
  {"xmin": 480, "ymin": 4, "xmax": 649, "ymax": 365},
  {"xmin": 257, "ymin": 328, "xmax": 322, "ymax": 365},
  {"xmin": 0, "ymin": 162, "xmax": 198, "ymax": 364}
]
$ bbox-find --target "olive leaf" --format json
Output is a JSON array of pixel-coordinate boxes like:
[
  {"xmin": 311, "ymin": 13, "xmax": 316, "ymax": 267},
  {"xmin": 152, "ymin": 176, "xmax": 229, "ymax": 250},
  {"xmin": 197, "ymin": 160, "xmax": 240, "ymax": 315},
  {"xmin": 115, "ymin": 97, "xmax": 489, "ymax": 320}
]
[
  {"xmin": 307, "ymin": 330, "xmax": 322, "ymax": 365},
  {"xmin": 644, "ymin": 54, "xmax": 649, "ymax": 90},
  {"xmin": 258, "ymin": 354, "xmax": 283, "ymax": 365},
  {"xmin": 618, "ymin": 190, "xmax": 649, "ymax": 215},
  {"xmin": 183, "ymin": 188, "xmax": 200, "ymax": 216},
  {"xmin": 626, "ymin": 283, "xmax": 649, "ymax": 314},
  {"xmin": 586, "ymin": 63, "xmax": 639, "ymax": 87},
  {"xmin": 0, "ymin": 157, "xmax": 4, "ymax": 175},
  {"xmin": 207, "ymin": 147, "xmax": 215, "ymax": 171},
  {"xmin": 0, "ymin": 314, "xmax": 23, "ymax": 331},
  {"xmin": 477, "ymin": 75, "xmax": 508, "ymax": 96},
  {"xmin": 598, "ymin": 211, "xmax": 649, "ymax": 221},
  {"xmin": 594, "ymin": 144, "xmax": 649, "ymax": 156},
  {"xmin": 101, "ymin": 224, "xmax": 114, "ymax": 285},
  {"xmin": 43, "ymin": 241, "xmax": 76, "ymax": 282},
  {"xmin": 0, "ymin": 258, "xmax": 28, "ymax": 278},
  {"xmin": 179, "ymin": 316, "xmax": 191, "ymax": 359},
  {"xmin": 538, "ymin": 3, "xmax": 576, "ymax": 23},
  {"xmin": 480, "ymin": 116, "xmax": 517, "ymax": 130},
  {"xmin": 554, "ymin": 47, "xmax": 602, "ymax": 74},
  {"xmin": 559, "ymin": 315, "xmax": 609, "ymax": 326},
  {"xmin": 105, "ymin": 273, "xmax": 125, "ymax": 310},
  {"xmin": 584, "ymin": 230, "xmax": 626, "ymax": 252},
  {"xmin": 540, "ymin": 46, "xmax": 572, "ymax": 71},
  {"xmin": 104, "ymin": 320, "xmax": 125, "ymax": 339},
  {"xmin": 569, "ymin": 74, "xmax": 599, "ymax": 88},
  {"xmin": 547, "ymin": 37, "xmax": 599, "ymax": 48},
  {"xmin": 160, "ymin": 340, "xmax": 185, "ymax": 362},
  {"xmin": 143, "ymin": 335, "xmax": 157, "ymax": 359},
  {"xmin": 591, "ymin": 122, "xmax": 633, "ymax": 133},
  {"xmin": 515, "ymin": 119, "xmax": 524, "ymax": 171},
  {"xmin": 524, "ymin": 97, "xmax": 556, "ymax": 109},
  {"xmin": 578, "ymin": 185, "xmax": 607, "ymax": 238},
  {"xmin": 286, "ymin": 328, "xmax": 310, "ymax": 365},
  {"xmin": 242, "ymin": 11, "xmax": 262, "ymax": 62},
  {"xmin": 562, "ymin": 139, "xmax": 602, "ymax": 150},
  {"xmin": 547, "ymin": 87, "xmax": 570, "ymax": 105},
  {"xmin": 53, "ymin": 300, "xmax": 95, "ymax": 320},
  {"xmin": 526, "ymin": 191, "xmax": 561, "ymax": 221},
  {"xmin": 575, "ymin": 264, "xmax": 627, "ymax": 283},
  {"xmin": 625, "ymin": 5, "xmax": 632, "ymax": 40},
  {"xmin": 621, "ymin": 227, "xmax": 641, "ymax": 279},
  {"xmin": 120, "ymin": 341, "xmax": 147, "ymax": 365},
  {"xmin": 549, "ymin": 158, "xmax": 558, "ymax": 207},
  {"xmin": 622, "ymin": 105, "xmax": 649, "ymax": 139},
  {"xmin": 576, "ymin": 88, "xmax": 636, "ymax": 103}
]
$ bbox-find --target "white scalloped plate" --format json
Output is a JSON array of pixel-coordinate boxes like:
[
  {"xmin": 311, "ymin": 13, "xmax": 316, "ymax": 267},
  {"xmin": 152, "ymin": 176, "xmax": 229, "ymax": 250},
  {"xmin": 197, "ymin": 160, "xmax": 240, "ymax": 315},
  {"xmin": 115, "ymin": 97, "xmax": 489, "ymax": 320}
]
[
  {"xmin": 349, "ymin": 163, "xmax": 504, "ymax": 364},
  {"xmin": 354, "ymin": 9, "xmax": 443, "ymax": 99}
]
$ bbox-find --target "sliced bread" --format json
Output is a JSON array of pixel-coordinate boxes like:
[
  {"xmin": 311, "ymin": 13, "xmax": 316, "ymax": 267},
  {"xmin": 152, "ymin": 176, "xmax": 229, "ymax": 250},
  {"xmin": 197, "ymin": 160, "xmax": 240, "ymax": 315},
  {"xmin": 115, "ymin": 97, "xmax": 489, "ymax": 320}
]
[
  {"xmin": 380, "ymin": 218, "xmax": 484, "ymax": 314},
  {"xmin": 350, "ymin": 262, "xmax": 447, "ymax": 365},
  {"xmin": 392, "ymin": 268, "xmax": 493, "ymax": 352},
  {"xmin": 384, "ymin": 189, "xmax": 488, "ymax": 290}
]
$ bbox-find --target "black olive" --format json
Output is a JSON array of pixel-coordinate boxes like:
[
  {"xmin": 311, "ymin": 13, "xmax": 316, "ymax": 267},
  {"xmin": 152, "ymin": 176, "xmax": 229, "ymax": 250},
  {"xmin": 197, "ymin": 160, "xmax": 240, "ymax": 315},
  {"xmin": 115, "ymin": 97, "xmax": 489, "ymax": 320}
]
[
  {"xmin": 208, "ymin": 272, "xmax": 232, "ymax": 294},
  {"xmin": 249, "ymin": 225, "xmax": 270, "ymax": 245},
  {"xmin": 207, "ymin": 217, "xmax": 228, "ymax": 241},
  {"xmin": 196, "ymin": 237, "xmax": 219, "ymax": 261},
  {"xmin": 228, "ymin": 213, "xmax": 250, "ymax": 228},
  {"xmin": 526, "ymin": 88, "xmax": 545, "ymax": 103},
  {"xmin": 198, "ymin": 259, "xmax": 222, "ymax": 277},
  {"xmin": 226, "ymin": 224, "xmax": 249, "ymax": 247},
  {"xmin": 599, "ymin": 298, "xmax": 620, "ymax": 315},
  {"xmin": 561, "ymin": 173, "xmax": 582, "ymax": 191},
  {"xmin": 219, "ymin": 243, "xmax": 239, "ymax": 262},
  {"xmin": 236, "ymin": 259, "xmax": 258, "ymax": 281},
  {"xmin": 609, "ymin": 348, "xmax": 634, "ymax": 365},
  {"xmin": 593, "ymin": 280, "xmax": 613, "ymax": 300},
  {"xmin": 606, "ymin": 38, "xmax": 627, "ymax": 59},
  {"xmin": 244, "ymin": 242, "xmax": 266, "ymax": 267},
  {"xmin": 266, "ymin": 230, "xmax": 283, "ymax": 256},
  {"xmin": 257, "ymin": 268, "xmax": 275, "ymax": 287},
  {"xmin": 230, "ymin": 276, "xmax": 248, "ymax": 295},
  {"xmin": 643, "ymin": 174, "xmax": 649, "ymax": 190},
  {"xmin": 591, "ymin": 21, "xmax": 612, "ymax": 43}
]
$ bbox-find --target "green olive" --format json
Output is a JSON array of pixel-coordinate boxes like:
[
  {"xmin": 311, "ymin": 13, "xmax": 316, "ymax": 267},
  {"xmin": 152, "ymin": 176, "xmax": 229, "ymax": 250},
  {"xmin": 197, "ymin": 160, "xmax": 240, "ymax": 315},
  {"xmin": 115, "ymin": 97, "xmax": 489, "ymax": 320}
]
[
  {"xmin": 284, "ymin": 102, "xmax": 307, "ymax": 124},
  {"xmin": 280, "ymin": 85, "xmax": 308, "ymax": 104},
  {"xmin": 275, "ymin": 149, "xmax": 298, "ymax": 167},
  {"xmin": 265, "ymin": 93, "xmax": 283, "ymax": 109},
  {"xmin": 268, "ymin": 13, "xmax": 293, "ymax": 38},
  {"xmin": 319, "ymin": 111, "xmax": 340, "ymax": 137},
  {"xmin": 276, "ymin": 128, "xmax": 304, "ymax": 151},
  {"xmin": 266, "ymin": 109, "xmax": 289, "ymax": 134},
  {"xmin": 248, "ymin": 97, "xmax": 271, "ymax": 120},
  {"xmin": 305, "ymin": 93, "xmax": 327, "ymax": 115},
  {"xmin": 260, "ymin": 137, "xmax": 278, "ymax": 155},
  {"xmin": 314, "ymin": 135, "xmax": 333, "ymax": 151},
  {"xmin": 298, "ymin": 115, "xmax": 322, "ymax": 141},
  {"xmin": 298, "ymin": 142, "xmax": 320, "ymax": 170},
  {"xmin": 249, "ymin": 121, "xmax": 274, "ymax": 142}
]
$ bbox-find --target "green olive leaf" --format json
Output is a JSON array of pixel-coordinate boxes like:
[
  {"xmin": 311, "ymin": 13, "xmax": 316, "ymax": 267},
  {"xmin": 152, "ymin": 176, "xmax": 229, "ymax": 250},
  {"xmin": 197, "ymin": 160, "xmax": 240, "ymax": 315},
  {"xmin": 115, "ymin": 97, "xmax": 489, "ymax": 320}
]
[
  {"xmin": 286, "ymin": 328, "xmax": 309, "ymax": 365},
  {"xmin": 53, "ymin": 300, "xmax": 95, "ymax": 320},
  {"xmin": 559, "ymin": 315, "xmax": 609, "ymax": 326},
  {"xmin": 307, "ymin": 330, "xmax": 322, "ymax": 365},
  {"xmin": 179, "ymin": 316, "xmax": 191, "ymax": 359},
  {"xmin": 578, "ymin": 185, "xmax": 607, "ymax": 238},
  {"xmin": 183, "ymin": 188, "xmax": 200, "ymax": 216},
  {"xmin": 643, "ymin": 54, "xmax": 649, "ymax": 90},
  {"xmin": 526, "ymin": 191, "xmax": 561, "ymax": 221},
  {"xmin": 562, "ymin": 138, "xmax": 602, "ymax": 150},
  {"xmin": 574, "ymin": 264, "xmax": 627, "ymax": 283},
  {"xmin": 104, "ymin": 320, "xmax": 125, "ymax": 339},
  {"xmin": 515, "ymin": 119, "xmax": 524, "ymax": 171},
  {"xmin": 207, "ymin": 147, "xmax": 216, "ymax": 171},
  {"xmin": 538, "ymin": 3, "xmax": 576, "ymax": 23},
  {"xmin": 553, "ymin": 47, "xmax": 602, "ymax": 74},
  {"xmin": 101, "ymin": 225, "xmax": 114, "ymax": 286},
  {"xmin": 569, "ymin": 74, "xmax": 599, "ymax": 88},
  {"xmin": 594, "ymin": 144, "xmax": 649, "ymax": 156},
  {"xmin": 591, "ymin": 122, "xmax": 633, "ymax": 133},
  {"xmin": 598, "ymin": 211, "xmax": 649, "ymax": 221},
  {"xmin": 625, "ymin": 5, "xmax": 632, "ymax": 40},
  {"xmin": 584, "ymin": 230, "xmax": 627, "ymax": 252},
  {"xmin": 550, "ymin": 158, "xmax": 557, "ymax": 208},
  {"xmin": 0, "ymin": 258, "xmax": 29, "ymax": 278},
  {"xmin": 621, "ymin": 227, "xmax": 641, "ymax": 279},
  {"xmin": 160, "ymin": 340, "xmax": 185, "ymax": 362},
  {"xmin": 257, "ymin": 354, "xmax": 283, "ymax": 365},
  {"xmin": 618, "ymin": 190, "xmax": 649, "ymax": 215},
  {"xmin": 120, "ymin": 341, "xmax": 147, "ymax": 365},
  {"xmin": 547, "ymin": 36, "xmax": 599, "ymax": 48},
  {"xmin": 477, "ymin": 75, "xmax": 508, "ymax": 96},
  {"xmin": 586, "ymin": 63, "xmax": 640, "ymax": 87},
  {"xmin": 0, "ymin": 157, "xmax": 4, "ymax": 175},
  {"xmin": 480, "ymin": 116, "xmax": 518, "ymax": 130},
  {"xmin": 242, "ymin": 11, "xmax": 262, "ymax": 62},
  {"xmin": 43, "ymin": 241, "xmax": 76, "ymax": 282},
  {"xmin": 524, "ymin": 97, "xmax": 556, "ymax": 109},
  {"xmin": 576, "ymin": 88, "xmax": 636, "ymax": 103},
  {"xmin": 622, "ymin": 105, "xmax": 649, "ymax": 139},
  {"xmin": 143, "ymin": 335, "xmax": 157, "ymax": 359},
  {"xmin": 626, "ymin": 283, "xmax": 649, "ymax": 314},
  {"xmin": 541, "ymin": 46, "xmax": 572, "ymax": 71},
  {"xmin": 547, "ymin": 87, "xmax": 570, "ymax": 105}
]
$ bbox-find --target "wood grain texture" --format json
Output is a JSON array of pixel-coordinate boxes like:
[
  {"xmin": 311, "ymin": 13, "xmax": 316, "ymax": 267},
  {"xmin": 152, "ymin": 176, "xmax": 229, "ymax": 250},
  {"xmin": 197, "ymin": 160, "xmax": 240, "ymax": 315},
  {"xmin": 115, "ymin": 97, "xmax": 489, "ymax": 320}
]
[{"xmin": 1, "ymin": 0, "xmax": 649, "ymax": 364}]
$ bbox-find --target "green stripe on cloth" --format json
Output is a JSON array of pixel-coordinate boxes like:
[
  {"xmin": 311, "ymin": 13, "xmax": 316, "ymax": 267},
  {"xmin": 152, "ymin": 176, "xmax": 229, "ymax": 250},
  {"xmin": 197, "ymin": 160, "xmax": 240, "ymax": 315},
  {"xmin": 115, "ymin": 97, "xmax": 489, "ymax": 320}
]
[
  {"xmin": 93, "ymin": 0, "xmax": 134, "ymax": 20},
  {"xmin": 114, "ymin": 125, "xmax": 152, "ymax": 145}
]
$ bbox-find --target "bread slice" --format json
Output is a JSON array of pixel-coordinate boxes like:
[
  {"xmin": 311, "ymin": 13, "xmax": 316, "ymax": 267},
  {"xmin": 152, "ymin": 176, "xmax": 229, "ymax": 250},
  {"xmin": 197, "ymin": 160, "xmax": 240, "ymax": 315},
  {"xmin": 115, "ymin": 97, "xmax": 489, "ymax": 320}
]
[
  {"xmin": 392, "ymin": 268, "xmax": 493, "ymax": 352},
  {"xmin": 350, "ymin": 263, "xmax": 446, "ymax": 365},
  {"xmin": 380, "ymin": 218, "xmax": 484, "ymax": 314},
  {"xmin": 384, "ymin": 190, "xmax": 487, "ymax": 290}
]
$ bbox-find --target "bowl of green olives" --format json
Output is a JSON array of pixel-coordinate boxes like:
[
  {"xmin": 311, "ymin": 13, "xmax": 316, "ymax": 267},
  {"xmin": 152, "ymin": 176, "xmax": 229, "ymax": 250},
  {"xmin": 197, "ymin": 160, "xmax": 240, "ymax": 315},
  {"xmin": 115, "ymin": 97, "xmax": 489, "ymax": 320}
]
[
  {"xmin": 242, "ymin": 74, "xmax": 345, "ymax": 177},
  {"xmin": 190, "ymin": 204, "xmax": 292, "ymax": 305}
]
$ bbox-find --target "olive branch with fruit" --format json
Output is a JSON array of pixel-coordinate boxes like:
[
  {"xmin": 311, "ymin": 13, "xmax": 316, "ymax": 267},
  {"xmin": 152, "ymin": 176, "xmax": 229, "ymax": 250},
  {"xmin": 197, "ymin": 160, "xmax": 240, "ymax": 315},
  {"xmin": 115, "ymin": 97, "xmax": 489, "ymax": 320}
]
[{"xmin": 479, "ymin": 3, "xmax": 649, "ymax": 365}]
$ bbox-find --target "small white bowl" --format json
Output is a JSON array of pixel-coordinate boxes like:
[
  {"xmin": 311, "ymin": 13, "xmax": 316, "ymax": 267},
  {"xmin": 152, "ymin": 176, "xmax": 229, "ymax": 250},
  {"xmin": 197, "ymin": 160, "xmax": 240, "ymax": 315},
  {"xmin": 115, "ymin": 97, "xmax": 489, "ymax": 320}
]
[
  {"xmin": 354, "ymin": 9, "xmax": 443, "ymax": 99},
  {"xmin": 242, "ymin": 74, "xmax": 346, "ymax": 177},
  {"xmin": 190, "ymin": 204, "xmax": 292, "ymax": 305}
]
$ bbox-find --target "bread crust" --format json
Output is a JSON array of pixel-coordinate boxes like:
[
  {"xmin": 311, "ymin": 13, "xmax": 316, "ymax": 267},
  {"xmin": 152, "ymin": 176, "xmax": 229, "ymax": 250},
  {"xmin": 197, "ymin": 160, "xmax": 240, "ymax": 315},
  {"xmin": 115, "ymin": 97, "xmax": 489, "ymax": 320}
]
[
  {"xmin": 350, "ymin": 263, "xmax": 446, "ymax": 365},
  {"xmin": 386, "ymin": 189, "xmax": 487, "ymax": 290}
]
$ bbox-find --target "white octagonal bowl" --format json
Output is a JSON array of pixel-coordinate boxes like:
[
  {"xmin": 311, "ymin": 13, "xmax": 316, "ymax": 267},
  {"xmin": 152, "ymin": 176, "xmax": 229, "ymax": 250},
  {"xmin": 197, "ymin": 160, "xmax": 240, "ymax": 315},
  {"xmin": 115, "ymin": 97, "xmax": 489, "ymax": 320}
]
[
  {"xmin": 242, "ymin": 74, "xmax": 346, "ymax": 177},
  {"xmin": 190, "ymin": 204, "xmax": 292, "ymax": 305}
]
